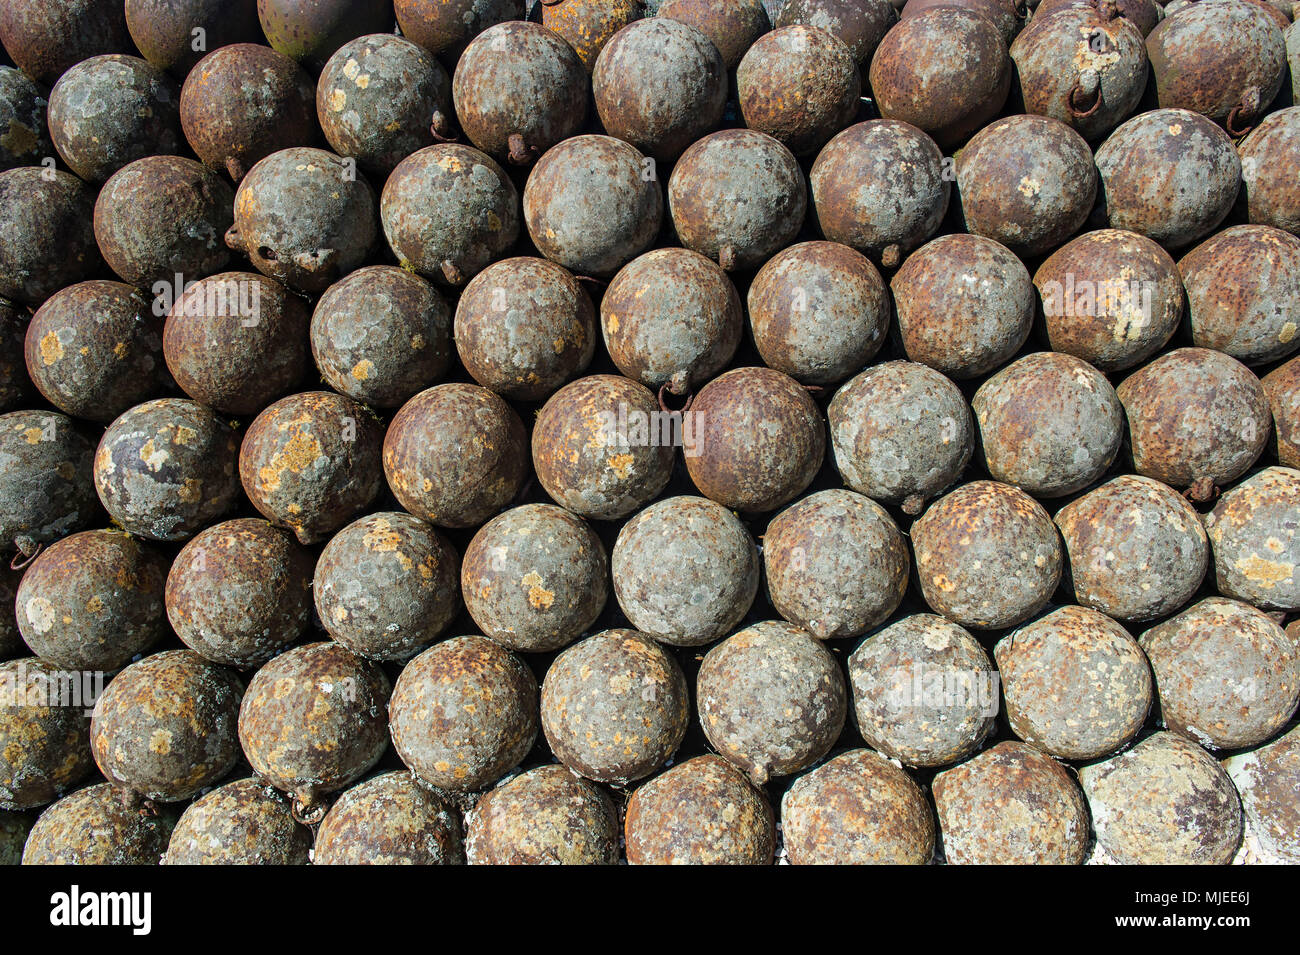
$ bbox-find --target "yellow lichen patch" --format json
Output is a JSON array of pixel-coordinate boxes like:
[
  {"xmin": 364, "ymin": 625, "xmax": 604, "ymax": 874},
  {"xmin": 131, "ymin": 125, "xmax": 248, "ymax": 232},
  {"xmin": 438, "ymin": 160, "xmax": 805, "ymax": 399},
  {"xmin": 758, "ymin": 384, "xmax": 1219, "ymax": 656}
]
[
  {"xmin": 113, "ymin": 342, "xmax": 129, "ymax": 360},
  {"xmin": 257, "ymin": 430, "xmax": 324, "ymax": 493},
  {"xmin": 327, "ymin": 88, "xmax": 346, "ymax": 112},
  {"xmin": 149, "ymin": 729, "xmax": 172, "ymax": 755},
  {"xmin": 355, "ymin": 74, "xmax": 370, "ymax": 89},
  {"xmin": 85, "ymin": 595, "xmax": 104, "ymax": 614},
  {"xmin": 39, "ymin": 331, "xmax": 64, "ymax": 366},
  {"xmin": 608, "ymin": 453, "xmax": 634, "ymax": 479},
  {"xmin": 410, "ymin": 333, "xmax": 426, "ymax": 351},
  {"xmin": 177, "ymin": 478, "xmax": 203, "ymax": 503},
  {"xmin": 1280, "ymin": 321, "xmax": 1296, "ymax": 344},
  {"xmin": 22, "ymin": 427, "xmax": 42, "ymax": 444},
  {"xmin": 521, "ymin": 571, "xmax": 554, "ymax": 610},
  {"xmin": 139, "ymin": 439, "xmax": 169, "ymax": 470},
  {"xmin": 1234, "ymin": 554, "xmax": 1294, "ymax": 588},
  {"xmin": 362, "ymin": 518, "xmax": 402, "ymax": 552},
  {"xmin": 931, "ymin": 573, "xmax": 957, "ymax": 593},
  {"xmin": 332, "ymin": 606, "xmax": 349, "ymax": 623},
  {"xmin": 351, "ymin": 359, "xmax": 374, "ymax": 382},
  {"xmin": 173, "ymin": 425, "xmax": 198, "ymax": 446},
  {"xmin": 343, "ymin": 58, "xmax": 360, "ymax": 79}
]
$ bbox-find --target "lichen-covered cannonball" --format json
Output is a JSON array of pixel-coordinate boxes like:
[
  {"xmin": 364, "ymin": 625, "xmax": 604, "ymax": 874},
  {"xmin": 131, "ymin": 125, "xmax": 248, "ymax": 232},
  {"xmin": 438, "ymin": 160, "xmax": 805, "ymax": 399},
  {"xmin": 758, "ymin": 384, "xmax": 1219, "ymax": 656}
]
[
  {"xmin": 384, "ymin": 383, "xmax": 529, "ymax": 529},
  {"xmin": 781, "ymin": 749, "xmax": 934, "ymax": 865},
  {"xmin": 94, "ymin": 398, "xmax": 242, "ymax": 542},
  {"xmin": 22, "ymin": 784, "xmax": 176, "ymax": 865},
  {"xmin": 611, "ymin": 496, "xmax": 759, "ymax": 647},
  {"xmin": 314, "ymin": 771, "xmax": 465, "ymax": 865},
  {"xmin": 466, "ymin": 763, "xmax": 620, "ymax": 865},
  {"xmin": 165, "ymin": 518, "xmax": 315, "ymax": 668},
  {"xmin": 933, "ymin": 741, "xmax": 1090, "ymax": 865},
  {"xmin": 0, "ymin": 411, "xmax": 97, "ymax": 558},
  {"xmin": 462, "ymin": 504, "xmax": 608, "ymax": 654},
  {"xmin": 1204, "ymin": 467, "xmax": 1300, "ymax": 611},
  {"xmin": 698, "ymin": 621, "xmax": 846, "ymax": 785},
  {"xmin": 910, "ymin": 481, "xmax": 1062, "ymax": 629},
  {"xmin": 315, "ymin": 512, "xmax": 460, "ymax": 662},
  {"xmin": 995, "ymin": 606, "xmax": 1152, "ymax": 761},
  {"xmin": 1138, "ymin": 597, "xmax": 1299, "ymax": 751},
  {"xmin": 1080, "ymin": 731, "xmax": 1242, "ymax": 865},
  {"xmin": 624, "ymin": 755, "xmax": 775, "ymax": 865},
  {"xmin": 240, "ymin": 391, "xmax": 386, "ymax": 545},
  {"xmin": 532, "ymin": 375, "xmax": 674, "ymax": 521},
  {"xmin": 828, "ymin": 361, "xmax": 973, "ymax": 514},
  {"xmin": 1055, "ymin": 475, "xmax": 1209, "ymax": 624},
  {"xmin": 16, "ymin": 528, "xmax": 167, "ymax": 670},
  {"xmin": 540, "ymin": 630, "xmax": 690, "ymax": 785},
  {"xmin": 1223, "ymin": 725, "xmax": 1300, "ymax": 865},
  {"xmin": 848, "ymin": 613, "xmax": 997, "ymax": 767},
  {"xmin": 90, "ymin": 649, "xmax": 244, "ymax": 802},
  {"xmin": 0, "ymin": 167, "xmax": 102, "ymax": 306},
  {"xmin": 164, "ymin": 777, "xmax": 312, "ymax": 865},
  {"xmin": 238, "ymin": 642, "xmax": 392, "ymax": 820},
  {"xmin": 0, "ymin": 658, "xmax": 93, "ymax": 810}
]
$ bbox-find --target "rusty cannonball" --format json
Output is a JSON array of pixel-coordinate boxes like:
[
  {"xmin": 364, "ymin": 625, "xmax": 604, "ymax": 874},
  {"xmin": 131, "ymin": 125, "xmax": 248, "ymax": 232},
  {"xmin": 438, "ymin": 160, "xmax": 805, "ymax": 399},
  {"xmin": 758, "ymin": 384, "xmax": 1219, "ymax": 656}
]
[
  {"xmin": 239, "ymin": 393, "xmax": 385, "ymax": 546},
  {"xmin": 956, "ymin": 114, "xmax": 1097, "ymax": 258},
  {"xmin": 26, "ymin": 280, "xmax": 165, "ymax": 423},
  {"xmin": 659, "ymin": 0, "xmax": 772, "ymax": 70},
  {"xmin": 764, "ymin": 489, "xmax": 908, "ymax": 640},
  {"xmin": 455, "ymin": 257, "xmax": 595, "ymax": 402},
  {"xmin": 0, "ymin": 809, "xmax": 31, "ymax": 864},
  {"xmin": 1010, "ymin": 3, "xmax": 1148, "ymax": 141},
  {"xmin": 737, "ymin": 25, "xmax": 859, "ymax": 158},
  {"xmin": 698, "ymin": 620, "xmax": 846, "ymax": 784},
  {"xmin": 848, "ymin": 613, "xmax": 997, "ymax": 767},
  {"xmin": 1034, "ymin": 229, "xmax": 1184, "ymax": 373},
  {"xmin": 932, "ymin": 740, "xmax": 1090, "ymax": 865},
  {"xmin": 238, "ymin": 641, "xmax": 392, "ymax": 820},
  {"xmin": 257, "ymin": 0, "xmax": 396, "ymax": 68},
  {"xmin": 684, "ymin": 367, "xmax": 825, "ymax": 513},
  {"xmin": 318, "ymin": 34, "xmax": 452, "ymax": 176},
  {"xmin": 1055, "ymin": 474, "xmax": 1209, "ymax": 623},
  {"xmin": 314, "ymin": 771, "xmax": 465, "ymax": 865},
  {"xmin": 0, "ymin": 67, "xmax": 49, "ymax": 172},
  {"xmin": 454, "ymin": 21, "xmax": 586, "ymax": 166},
  {"xmin": 228, "ymin": 147, "xmax": 377, "ymax": 294},
  {"xmin": 15, "ymin": 528, "xmax": 167, "ymax": 670},
  {"xmin": 748, "ymin": 241, "xmax": 889, "ymax": 386},
  {"xmin": 668, "ymin": 129, "xmax": 805, "ymax": 271},
  {"xmin": 395, "ymin": 0, "xmax": 526, "ymax": 60},
  {"xmin": 625, "ymin": 754, "xmax": 775, "ymax": 865},
  {"xmin": 315, "ymin": 511, "xmax": 460, "ymax": 662},
  {"xmin": 90, "ymin": 649, "xmax": 244, "ymax": 802},
  {"xmin": 1116, "ymin": 347, "xmax": 1271, "ymax": 500},
  {"xmin": 912, "ymin": 481, "xmax": 1063, "ymax": 629},
  {"xmin": 777, "ymin": 0, "xmax": 896, "ymax": 66},
  {"xmin": 166, "ymin": 518, "xmax": 315, "ymax": 669},
  {"xmin": 1094, "ymin": 108, "xmax": 1241, "ymax": 249},
  {"xmin": 382, "ymin": 144, "xmax": 519, "ymax": 287},
  {"xmin": 0, "ymin": 167, "xmax": 102, "ymax": 306},
  {"xmin": 972, "ymin": 351, "xmax": 1123, "ymax": 498},
  {"xmin": 164, "ymin": 272, "xmax": 310, "ymax": 416},
  {"xmin": 594, "ymin": 18, "xmax": 727, "ymax": 162},
  {"xmin": 384, "ymin": 383, "xmax": 529, "ymax": 528},
  {"xmin": 125, "ymin": 0, "xmax": 263, "ymax": 80},
  {"xmin": 532, "ymin": 375, "xmax": 673, "ymax": 521},
  {"xmin": 312, "ymin": 266, "xmax": 452, "ymax": 409},
  {"xmin": 541, "ymin": 0, "xmax": 644, "ymax": 73},
  {"xmin": 602, "ymin": 249, "xmax": 741, "ymax": 394},
  {"xmin": 0, "ymin": 410, "xmax": 97, "ymax": 557},
  {"xmin": 0, "ymin": 657, "xmax": 93, "ymax": 810},
  {"xmin": 95, "ymin": 155, "xmax": 235, "ymax": 290},
  {"xmin": 390, "ymin": 636, "xmax": 538, "ymax": 792},
  {"xmin": 0, "ymin": 299, "xmax": 34, "ymax": 413},
  {"xmin": 1146, "ymin": 0, "xmax": 1285, "ymax": 135},
  {"xmin": 180, "ymin": 44, "xmax": 320, "ymax": 183},
  {"xmin": 828, "ymin": 361, "xmax": 974, "ymax": 514},
  {"xmin": 869, "ymin": 7, "xmax": 1011, "ymax": 151},
  {"xmin": 462, "ymin": 503, "xmax": 608, "ymax": 654},
  {"xmin": 903, "ymin": 0, "xmax": 1024, "ymax": 44},
  {"xmin": 780, "ymin": 748, "xmax": 934, "ymax": 865},
  {"xmin": 466, "ymin": 763, "xmax": 620, "ymax": 864},
  {"xmin": 540, "ymin": 629, "xmax": 690, "ymax": 785},
  {"xmin": 1263, "ymin": 356, "xmax": 1300, "ymax": 468},
  {"xmin": 1223, "ymin": 725, "xmax": 1300, "ymax": 864},
  {"xmin": 525, "ymin": 134, "xmax": 663, "ymax": 279},
  {"xmin": 1141, "ymin": 597, "xmax": 1299, "ymax": 751},
  {"xmin": 21, "ymin": 784, "xmax": 175, "ymax": 865},
  {"xmin": 47, "ymin": 54, "xmax": 181, "ymax": 183},
  {"xmin": 995, "ymin": 605, "xmax": 1152, "ymax": 760},
  {"xmin": 0, "ymin": 0, "xmax": 132, "ymax": 87},
  {"xmin": 1079, "ymin": 731, "xmax": 1242, "ymax": 865},
  {"xmin": 94, "ymin": 398, "xmax": 242, "ymax": 542},
  {"xmin": 892, "ymin": 234, "xmax": 1034, "ymax": 379},
  {"xmin": 1179, "ymin": 225, "xmax": 1300, "ymax": 367},
  {"xmin": 164, "ymin": 777, "xmax": 312, "ymax": 865},
  {"xmin": 1239, "ymin": 107, "xmax": 1300, "ymax": 236},
  {"xmin": 611, "ymin": 495, "xmax": 759, "ymax": 647},
  {"xmin": 1204, "ymin": 467, "xmax": 1300, "ymax": 611}
]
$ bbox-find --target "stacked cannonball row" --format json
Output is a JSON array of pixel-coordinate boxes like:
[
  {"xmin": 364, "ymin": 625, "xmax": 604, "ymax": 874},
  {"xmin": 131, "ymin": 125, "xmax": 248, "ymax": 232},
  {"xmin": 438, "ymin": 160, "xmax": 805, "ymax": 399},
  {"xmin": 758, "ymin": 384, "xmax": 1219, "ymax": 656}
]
[{"xmin": 1, "ymin": 0, "xmax": 1299, "ymax": 866}]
